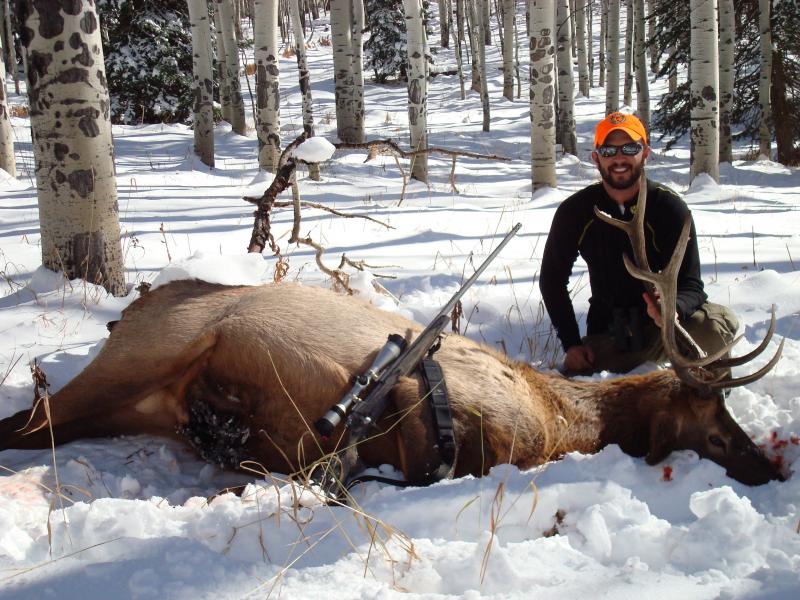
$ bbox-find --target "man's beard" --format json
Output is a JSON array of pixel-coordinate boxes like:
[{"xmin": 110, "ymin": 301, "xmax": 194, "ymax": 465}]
[{"xmin": 598, "ymin": 160, "xmax": 644, "ymax": 190}]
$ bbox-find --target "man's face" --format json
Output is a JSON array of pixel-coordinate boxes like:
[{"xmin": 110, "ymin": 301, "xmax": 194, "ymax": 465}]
[{"xmin": 592, "ymin": 130, "xmax": 650, "ymax": 191}]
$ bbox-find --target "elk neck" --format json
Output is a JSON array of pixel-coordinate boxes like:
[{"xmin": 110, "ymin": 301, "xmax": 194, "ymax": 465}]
[{"xmin": 520, "ymin": 367, "xmax": 681, "ymax": 461}]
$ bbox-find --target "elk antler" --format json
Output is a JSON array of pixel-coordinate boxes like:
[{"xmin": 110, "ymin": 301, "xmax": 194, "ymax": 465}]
[{"xmin": 593, "ymin": 171, "xmax": 783, "ymax": 391}]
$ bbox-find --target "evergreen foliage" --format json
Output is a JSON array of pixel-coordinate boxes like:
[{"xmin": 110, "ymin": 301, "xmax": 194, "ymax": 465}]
[
  {"xmin": 364, "ymin": 0, "xmax": 434, "ymax": 83},
  {"xmin": 98, "ymin": 0, "xmax": 194, "ymax": 124},
  {"xmin": 649, "ymin": 0, "xmax": 799, "ymax": 162}
]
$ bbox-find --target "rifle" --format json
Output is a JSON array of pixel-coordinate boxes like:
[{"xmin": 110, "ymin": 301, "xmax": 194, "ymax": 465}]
[{"xmin": 315, "ymin": 223, "xmax": 522, "ymax": 455}]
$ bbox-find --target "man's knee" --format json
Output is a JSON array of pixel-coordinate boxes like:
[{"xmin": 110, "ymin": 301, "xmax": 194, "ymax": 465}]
[{"xmin": 684, "ymin": 302, "xmax": 739, "ymax": 354}]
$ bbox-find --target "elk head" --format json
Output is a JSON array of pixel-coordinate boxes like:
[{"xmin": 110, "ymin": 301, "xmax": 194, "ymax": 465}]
[{"xmin": 596, "ymin": 171, "xmax": 785, "ymax": 485}]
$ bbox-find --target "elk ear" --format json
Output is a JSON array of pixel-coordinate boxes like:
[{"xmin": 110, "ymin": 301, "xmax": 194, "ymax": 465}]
[{"xmin": 646, "ymin": 411, "xmax": 679, "ymax": 465}]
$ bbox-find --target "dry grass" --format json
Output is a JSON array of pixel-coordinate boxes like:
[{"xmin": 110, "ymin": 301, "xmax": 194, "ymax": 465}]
[{"xmin": 9, "ymin": 104, "xmax": 29, "ymax": 118}]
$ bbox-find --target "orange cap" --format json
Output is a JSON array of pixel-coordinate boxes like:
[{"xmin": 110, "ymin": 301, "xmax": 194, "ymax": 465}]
[{"xmin": 594, "ymin": 112, "xmax": 648, "ymax": 146}]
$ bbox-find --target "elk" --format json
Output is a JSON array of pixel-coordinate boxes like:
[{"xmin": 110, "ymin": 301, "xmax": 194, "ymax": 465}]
[{"xmin": 0, "ymin": 185, "xmax": 785, "ymax": 488}]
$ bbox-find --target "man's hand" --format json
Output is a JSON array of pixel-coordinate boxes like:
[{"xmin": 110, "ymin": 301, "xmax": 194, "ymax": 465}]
[
  {"xmin": 643, "ymin": 291, "xmax": 678, "ymax": 328},
  {"xmin": 564, "ymin": 344, "xmax": 595, "ymax": 373}
]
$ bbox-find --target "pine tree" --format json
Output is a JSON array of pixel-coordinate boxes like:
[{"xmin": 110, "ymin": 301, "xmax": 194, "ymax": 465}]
[
  {"xmin": 363, "ymin": 0, "xmax": 433, "ymax": 83},
  {"xmin": 98, "ymin": 0, "xmax": 194, "ymax": 124}
]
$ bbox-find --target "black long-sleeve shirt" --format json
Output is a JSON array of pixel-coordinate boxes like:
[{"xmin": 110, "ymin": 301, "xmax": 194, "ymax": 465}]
[{"xmin": 540, "ymin": 179, "xmax": 707, "ymax": 352}]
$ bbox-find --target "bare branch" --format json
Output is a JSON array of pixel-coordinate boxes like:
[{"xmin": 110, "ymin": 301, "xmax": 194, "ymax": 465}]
[
  {"xmin": 334, "ymin": 139, "xmax": 511, "ymax": 162},
  {"xmin": 273, "ymin": 200, "xmax": 393, "ymax": 230}
]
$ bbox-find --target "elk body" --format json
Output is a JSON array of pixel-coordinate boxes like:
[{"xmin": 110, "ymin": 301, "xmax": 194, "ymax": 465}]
[{"xmin": 0, "ymin": 279, "xmax": 783, "ymax": 487}]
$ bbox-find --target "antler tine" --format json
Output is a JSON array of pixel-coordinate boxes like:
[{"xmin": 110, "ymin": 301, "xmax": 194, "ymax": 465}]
[
  {"xmin": 707, "ymin": 338, "xmax": 785, "ymax": 390},
  {"xmin": 711, "ymin": 305, "xmax": 778, "ymax": 369},
  {"xmin": 593, "ymin": 171, "xmax": 651, "ymax": 273}
]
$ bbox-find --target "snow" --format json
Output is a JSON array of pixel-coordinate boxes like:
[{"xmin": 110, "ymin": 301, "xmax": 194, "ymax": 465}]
[
  {"xmin": 1, "ymin": 8, "xmax": 800, "ymax": 600},
  {"xmin": 291, "ymin": 136, "xmax": 337, "ymax": 163}
]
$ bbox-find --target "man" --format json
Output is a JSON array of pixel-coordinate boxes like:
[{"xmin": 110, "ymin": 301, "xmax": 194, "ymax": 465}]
[{"xmin": 540, "ymin": 112, "xmax": 738, "ymax": 375}]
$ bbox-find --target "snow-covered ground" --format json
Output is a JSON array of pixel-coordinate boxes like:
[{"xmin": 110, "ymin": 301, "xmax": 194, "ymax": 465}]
[{"xmin": 1, "ymin": 9, "xmax": 799, "ymax": 600}]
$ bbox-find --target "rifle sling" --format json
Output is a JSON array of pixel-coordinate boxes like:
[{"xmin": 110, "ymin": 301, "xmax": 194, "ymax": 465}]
[{"xmin": 418, "ymin": 350, "xmax": 456, "ymax": 483}]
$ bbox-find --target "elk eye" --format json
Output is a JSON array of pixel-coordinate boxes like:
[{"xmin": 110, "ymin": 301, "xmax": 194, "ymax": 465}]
[{"xmin": 709, "ymin": 435, "xmax": 726, "ymax": 449}]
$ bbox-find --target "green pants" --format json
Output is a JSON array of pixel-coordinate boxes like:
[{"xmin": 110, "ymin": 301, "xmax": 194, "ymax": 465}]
[{"xmin": 580, "ymin": 302, "xmax": 739, "ymax": 375}]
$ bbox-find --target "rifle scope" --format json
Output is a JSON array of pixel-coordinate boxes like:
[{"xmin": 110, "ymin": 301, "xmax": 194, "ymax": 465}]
[{"xmin": 314, "ymin": 333, "xmax": 407, "ymax": 438}]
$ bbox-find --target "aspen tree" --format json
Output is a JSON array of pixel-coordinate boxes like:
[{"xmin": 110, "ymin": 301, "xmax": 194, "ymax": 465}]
[
  {"xmin": 718, "ymin": 0, "xmax": 735, "ymax": 163},
  {"xmin": 187, "ymin": 0, "xmax": 215, "ymax": 168},
  {"xmin": 758, "ymin": 0, "xmax": 772, "ymax": 158},
  {"xmin": 576, "ymin": 0, "xmax": 590, "ymax": 96},
  {"xmin": 556, "ymin": 0, "xmax": 576, "ymax": 154},
  {"xmin": 216, "ymin": 0, "xmax": 246, "ymax": 134},
  {"xmin": 403, "ymin": 0, "xmax": 428, "ymax": 181},
  {"xmin": 330, "ymin": 0, "xmax": 364, "ymax": 142},
  {"xmin": 502, "ymin": 0, "xmax": 515, "ymax": 100},
  {"xmin": 254, "ymin": 0, "xmax": 281, "ymax": 171},
  {"xmin": 605, "ymin": 0, "xmax": 619, "ymax": 113},
  {"xmin": 290, "ymin": 0, "xmax": 321, "ymax": 179},
  {"xmin": 623, "ymin": 0, "xmax": 633, "ymax": 107},
  {"xmin": 529, "ymin": 0, "xmax": 557, "ymax": 190},
  {"xmin": 689, "ymin": 0, "xmax": 720, "ymax": 182},
  {"xmin": 633, "ymin": 0, "xmax": 649, "ymax": 128},
  {"xmin": 17, "ymin": 0, "xmax": 125, "ymax": 295},
  {"xmin": 0, "ymin": 22, "xmax": 13, "ymax": 176}
]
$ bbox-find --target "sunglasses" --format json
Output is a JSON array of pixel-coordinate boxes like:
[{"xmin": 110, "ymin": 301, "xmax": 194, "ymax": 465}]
[{"xmin": 596, "ymin": 142, "xmax": 644, "ymax": 158}]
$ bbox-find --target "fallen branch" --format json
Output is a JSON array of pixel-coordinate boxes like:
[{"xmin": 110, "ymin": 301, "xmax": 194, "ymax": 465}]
[
  {"xmin": 334, "ymin": 139, "xmax": 509, "ymax": 197},
  {"xmin": 271, "ymin": 200, "xmax": 393, "ymax": 230},
  {"xmin": 245, "ymin": 134, "xmax": 505, "ymax": 288},
  {"xmin": 334, "ymin": 139, "xmax": 510, "ymax": 162}
]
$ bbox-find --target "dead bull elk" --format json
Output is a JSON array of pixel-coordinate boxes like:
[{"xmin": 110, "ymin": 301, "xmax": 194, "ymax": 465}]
[
  {"xmin": 0, "ymin": 277, "xmax": 784, "ymax": 487},
  {"xmin": 0, "ymin": 178, "xmax": 786, "ymax": 486}
]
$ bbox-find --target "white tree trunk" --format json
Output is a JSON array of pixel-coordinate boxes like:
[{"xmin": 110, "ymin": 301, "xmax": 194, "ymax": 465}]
[
  {"xmin": 476, "ymin": 0, "xmax": 489, "ymax": 130},
  {"xmin": 454, "ymin": 0, "xmax": 466, "ymax": 99},
  {"xmin": 187, "ymin": 0, "xmax": 215, "ymax": 168},
  {"xmin": 623, "ymin": 0, "xmax": 633, "ymax": 107},
  {"xmin": 2, "ymin": 0, "xmax": 18, "ymax": 93},
  {"xmin": 502, "ymin": 0, "xmax": 514, "ymax": 100},
  {"xmin": 290, "ymin": 0, "xmax": 320, "ymax": 180},
  {"xmin": 213, "ymin": 5, "xmax": 232, "ymax": 123},
  {"xmin": 351, "ymin": 0, "xmax": 365, "ymax": 138},
  {"xmin": 468, "ymin": 0, "xmax": 481, "ymax": 93},
  {"xmin": 439, "ymin": 0, "xmax": 450, "ymax": 48},
  {"xmin": 529, "ymin": 0, "xmax": 556, "ymax": 190},
  {"xmin": 689, "ymin": 0, "xmax": 719, "ymax": 182},
  {"xmin": 718, "ymin": 0, "xmax": 734, "ymax": 163},
  {"xmin": 599, "ymin": 0, "xmax": 606, "ymax": 87},
  {"xmin": 576, "ymin": 0, "xmax": 589, "ymax": 97},
  {"xmin": 605, "ymin": 0, "xmax": 619, "ymax": 113},
  {"xmin": 482, "ymin": 0, "xmax": 491, "ymax": 45},
  {"xmin": 17, "ymin": 0, "xmax": 125, "ymax": 295},
  {"xmin": 647, "ymin": 0, "xmax": 658, "ymax": 74},
  {"xmin": 633, "ymin": 0, "xmax": 649, "ymax": 129},
  {"xmin": 217, "ymin": 0, "xmax": 246, "ymax": 135},
  {"xmin": 556, "ymin": 0, "xmax": 576, "ymax": 154},
  {"xmin": 330, "ymin": 0, "xmax": 363, "ymax": 142},
  {"xmin": 254, "ymin": 0, "xmax": 281, "ymax": 171},
  {"xmin": 0, "ymin": 24, "xmax": 14, "ymax": 176},
  {"xmin": 587, "ymin": 0, "xmax": 593, "ymax": 87},
  {"xmin": 403, "ymin": 0, "xmax": 428, "ymax": 182},
  {"xmin": 758, "ymin": 0, "xmax": 772, "ymax": 158}
]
